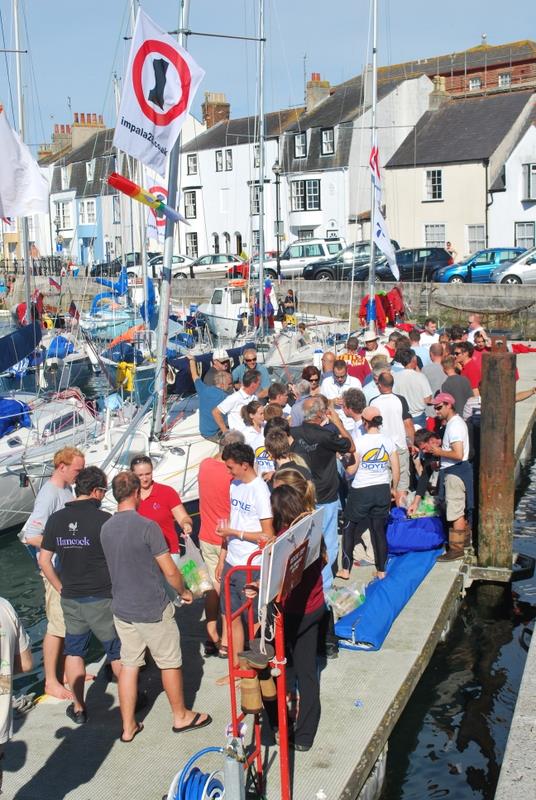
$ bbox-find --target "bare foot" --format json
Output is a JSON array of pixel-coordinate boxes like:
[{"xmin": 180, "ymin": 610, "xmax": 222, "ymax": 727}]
[
  {"xmin": 336, "ymin": 569, "xmax": 350, "ymax": 580},
  {"xmin": 45, "ymin": 681, "xmax": 73, "ymax": 701},
  {"xmin": 376, "ymin": 571, "xmax": 386, "ymax": 580},
  {"xmin": 215, "ymin": 674, "xmax": 240, "ymax": 686}
]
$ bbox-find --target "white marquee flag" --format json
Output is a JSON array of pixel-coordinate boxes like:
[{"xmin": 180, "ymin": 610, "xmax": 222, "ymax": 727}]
[
  {"xmin": 113, "ymin": 9, "xmax": 205, "ymax": 175},
  {"xmin": 369, "ymin": 143, "xmax": 399, "ymax": 280},
  {"xmin": 372, "ymin": 202, "xmax": 399, "ymax": 280},
  {"xmin": 0, "ymin": 108, "xmax": 49, "ymax": 217}
]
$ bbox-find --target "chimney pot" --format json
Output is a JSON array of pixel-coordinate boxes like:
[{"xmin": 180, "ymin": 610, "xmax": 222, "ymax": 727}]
[
  {"xmin": 74, "ymin": 112, "xmax": 79, "ymax": 124},
  {"xmin": 98, "ymin": 114, "xmax": 103, "ymax": 124},
  {"xmin": 306, "ymin": 73, "xmax": 331, "ymax": 111},
  {"xmin": 54, "ymin": 124, "xmax": 59, "ymax": 134},
  {"xmin": 92, "ymin": 113, "xmax": 97, "ymax": 124},
  {"xmin": 80, "ymin": 113, "xmax": 86, "ymax": 124}
]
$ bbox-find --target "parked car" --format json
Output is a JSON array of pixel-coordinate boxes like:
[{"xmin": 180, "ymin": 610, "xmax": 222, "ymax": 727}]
[
  {"xmin": 393, "ymin": 248, "xmax": 453, "ymax": 281},
  {"xmin": 256, "ymin": 238, "xmax": 345, "ymax": 279},
  {"xmin": 126, "ymin": 254, "xmax": 194, "ymax": 280},
  {"xmin": 490, "ymin": 246, "xmax": 536, "ymax": 284},
  {"xmin": 173, "ymin": 253, "xmax": 249, "ymax": 280},
  {"xmin": 90, "ymin": 251, "xmax": 159, "ymax": 278},
  {"xmin": 345, "ymin": 257, "xmax": 394, "ymax": 282},
  {"xmin": 433, "ymin": 248, "xmax": 525, "ymax": 283},
  {"xmin": 302, "ymin": 240, "xmax": 399, "ymax": 280}
]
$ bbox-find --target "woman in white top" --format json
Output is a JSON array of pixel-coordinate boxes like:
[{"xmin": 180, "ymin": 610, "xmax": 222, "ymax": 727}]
[
  {"xmin": 240, "ymin": 400, "xmax": 265, "ymax": 451},
  {"xmin": 337, "ymin": 406, "xmax": 401, "ymax": 580}
]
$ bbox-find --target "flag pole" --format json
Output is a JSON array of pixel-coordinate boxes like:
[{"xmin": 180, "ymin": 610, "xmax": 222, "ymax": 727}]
[
  {"xmin": 13, "ymin": 0, "xmax": 32, "ymax": 322},
  {"xmin": 152, "ymin": 0, "xmax": 191, "ymax": 437},
  {"xmin": 366, "ymin": 0, "xmax": 378, "ymax": 334}
]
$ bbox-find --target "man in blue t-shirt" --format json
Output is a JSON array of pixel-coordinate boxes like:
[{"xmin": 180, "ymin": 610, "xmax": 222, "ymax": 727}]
[
  {"xmin": 189, "ymin": 356, "xmax": 232, "ymax": 441},
  {"xmin": 232, "ymin": 348, "xmax": 270, "ymax": 399}
]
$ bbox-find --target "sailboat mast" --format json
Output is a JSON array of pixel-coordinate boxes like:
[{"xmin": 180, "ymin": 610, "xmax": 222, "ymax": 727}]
[
  {"xmin": 152, "ymin": 0, "xmax": 190, "ymax": 436},
  {"xmin": 257, "ymin": 0, "xmax": 266, "ymax": 336},
  {"xmin": 366, "ymin": 0, "xmax": 378, "ymax": 333},
  {"xmin": 130, "ymin": 0, "xmax": 149, "ymax": 338},
  {"xmin": 13, "ymin": 0, "xmax": 32, "ymax": 318}
]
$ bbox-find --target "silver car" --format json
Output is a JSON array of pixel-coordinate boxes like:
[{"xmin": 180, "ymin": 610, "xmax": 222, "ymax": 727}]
[{"xmin": 491, "ymin": 247, "xmax": 535, "ymax": 284}]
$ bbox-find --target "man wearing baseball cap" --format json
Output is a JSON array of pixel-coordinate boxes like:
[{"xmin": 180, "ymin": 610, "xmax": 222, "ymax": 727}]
[
  {"xmin": 426, "ymin": 392, "xmax": 473, "ymax": 560},
  {"xmin": 203, "ymin": 348, "xmax": 232, "ymax": 387}
]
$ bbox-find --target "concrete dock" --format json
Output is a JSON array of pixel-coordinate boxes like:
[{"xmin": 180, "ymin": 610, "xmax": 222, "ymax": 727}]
[{"xmin": 4, "ymin": 353, "xmax": 536, "ymax": 800}]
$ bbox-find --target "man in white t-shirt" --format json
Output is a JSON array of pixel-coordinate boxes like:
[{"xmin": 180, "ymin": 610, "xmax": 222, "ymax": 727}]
[
  {"xmin": 370, "ymin": 371, "xmax": 415, "ymax": 496},
  {"xmin": 321, "ymin": 360, "xmax": 362, "ymax": 431},
  {"xmin": 0, "ymin": 597, "xmax": 32, "ymax": 789},
  {"xmin": 393, "ymin": 349, "xmax": 433, "ymax": 426},
  {"xmin": 341, "ymin": 387, "xmax": 367, "ymax": 444},
  {"xmin": 216, "ymin": 442, "xmax": 274, "ymax": 679},
  {"xmin": 20, "ymin": 446, "xmax": 85, "ymax": 701},
  {"xmin": 419, "ymin": 318, "xmax": 440, "ymax": 347},
  {"xmin": 427, "ymin": 392, "xmax": 472, "ymax": 561},
  {"xmin": 212, "ymin": 369, "xmax": 261, "ymax": 433}
]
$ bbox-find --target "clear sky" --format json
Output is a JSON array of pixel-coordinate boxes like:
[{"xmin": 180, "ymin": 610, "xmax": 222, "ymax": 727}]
[{"xmin": 0, "ymin": 0, "xmax": 534, "ymax": 149}]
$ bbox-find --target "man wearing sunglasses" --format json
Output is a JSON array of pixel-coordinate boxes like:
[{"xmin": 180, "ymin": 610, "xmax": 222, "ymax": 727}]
[
  {"xmin": 203, "ymin": 348, "xmax": 232, "ymax": 387},
  {"xmin": 232, "ymin": 348, "xmax": 270, "ymax": 399},
  {"xmin": 425, "ymin": 392, "xmax": 473, "ymax": 561},
  {"xmin": 321, "ymin": 360, "xmax": 362, "ymax": 431},
  {"xmin": 39, "ymin": 467, "xmax": 121, "ymax": 725},
  {"xmin": 454, "ymin": 342, "xmax": 481, "ymax": 397}
]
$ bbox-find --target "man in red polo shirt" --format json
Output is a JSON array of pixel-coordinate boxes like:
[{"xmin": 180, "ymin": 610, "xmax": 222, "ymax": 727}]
[
  {"xmin": 454, "ymin": 342, "xmax": 481, "ymax": 396},
  {"xmin": 198, "ymin": 430, "xmax": 245, "ymax": 658},
  {"xmin": 339, "ymin": 337, "xmax": 371, "ymax": 383}
]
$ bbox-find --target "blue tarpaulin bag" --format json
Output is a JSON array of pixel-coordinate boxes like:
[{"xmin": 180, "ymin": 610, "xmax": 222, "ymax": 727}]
[
  {"xmin": 386, "ymin": 507, "xmax": 445, "ymax": 555},
  {"xmin": 47, "ymin": 336, "xmax": 74, "ymax": 359},
  {"xmin": 335, "ymin": 550, "xmax": 441, "ymax": 650}
]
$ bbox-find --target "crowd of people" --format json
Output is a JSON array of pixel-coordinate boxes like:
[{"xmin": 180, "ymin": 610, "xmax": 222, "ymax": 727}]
[{"xmin": 3, "ymin": 311, "xmax": 535, "ymax": 780}]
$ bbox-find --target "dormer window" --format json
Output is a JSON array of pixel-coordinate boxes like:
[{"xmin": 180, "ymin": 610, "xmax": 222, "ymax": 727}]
[
  {"xmin": 321, "ymin": 128, "xmax": 334, "ymax": 155},
  {"xmin": 294, "ymin": 132, "xmax": 307, "ymax": 159}
]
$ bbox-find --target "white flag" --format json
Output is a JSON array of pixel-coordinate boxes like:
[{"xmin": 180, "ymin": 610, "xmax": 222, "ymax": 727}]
[
  {"xmin": 113, "ymin": 9, "xmax": 205, "ymax": 175},
  {"xmin": 369, "ymin": 141, "xmax": 399, "ymax": 280},
  {"xmin": 0, "ymin": 108, "xmax": 49, "ymax": 217},
  {"xmin": 373, "ymin": 201, "xmax": 399, "ymax": 279}
]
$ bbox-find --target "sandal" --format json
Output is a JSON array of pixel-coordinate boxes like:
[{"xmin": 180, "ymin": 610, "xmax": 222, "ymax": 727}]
[
  {"xmin": 203, "ymin": 640, "xmax": 220, "ymax": 657},
  {"xmin": 217, "ymin": 644, "xmax": 229, "ymax": 659}
]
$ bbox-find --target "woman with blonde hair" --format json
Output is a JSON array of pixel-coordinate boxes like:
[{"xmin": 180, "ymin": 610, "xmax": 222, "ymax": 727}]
[
  {"xmin": 269, "ymin": 479, "xmax": 325, "ymax": 751},
  {"xmin": 272, "ymin": 467, "xmax": 316, "ymax": 510}
]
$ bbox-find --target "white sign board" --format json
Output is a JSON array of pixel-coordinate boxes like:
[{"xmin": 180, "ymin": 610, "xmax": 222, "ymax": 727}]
[{"xmin": 258, "ymin": 508, "xmax": 324, "ymax": 610}]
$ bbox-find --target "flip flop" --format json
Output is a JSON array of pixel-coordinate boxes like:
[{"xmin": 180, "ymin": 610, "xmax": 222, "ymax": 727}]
[
  {"xmin": 336, "ymin": 572, "xmax": 350, "ymax": 581},
  {"xmin": 172, "ymin": 713, "xmax": 212, "ymax": 734},
  {"xmin": 120, "ymin": 723, "xmax": 144, "ymax": 743}
]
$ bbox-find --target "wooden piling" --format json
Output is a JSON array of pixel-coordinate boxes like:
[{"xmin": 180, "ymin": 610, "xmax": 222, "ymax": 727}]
[{"xmin": 477, "ymin": 348, "xmax": 516, "ymax": 570}]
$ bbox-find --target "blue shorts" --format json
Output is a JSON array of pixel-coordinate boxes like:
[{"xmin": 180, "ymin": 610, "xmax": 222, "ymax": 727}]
[
  {"xmin": 219, "ymin": 561, "xmax": 258, "ymax": 622},
  {"xmin": 61, "ymin": 596, "xmax": 121, "ymax": 662}
]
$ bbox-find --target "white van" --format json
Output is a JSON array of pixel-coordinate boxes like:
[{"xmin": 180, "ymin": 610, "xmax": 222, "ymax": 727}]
[{"xmin": 256, "ymin": 238, "xmax": 344, "ymax": 279}]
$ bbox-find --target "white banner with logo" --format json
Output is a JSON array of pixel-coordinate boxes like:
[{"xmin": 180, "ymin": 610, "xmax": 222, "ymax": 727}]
[{"xmin": 113, "ymin": 9, "xmax": 205, "ymax": 175}]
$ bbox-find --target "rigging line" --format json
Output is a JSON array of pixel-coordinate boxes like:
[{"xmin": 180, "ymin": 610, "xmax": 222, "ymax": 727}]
[
  {"xmin": 20, "ymin": 0, "xmax": 46, "ymax": 145},
  {"xmin": 0, "ymin": 7, "xmax": 16, "ymax": 127}
]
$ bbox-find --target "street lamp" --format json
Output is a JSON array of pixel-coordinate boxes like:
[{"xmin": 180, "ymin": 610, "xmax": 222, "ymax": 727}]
[{"xmin": 272, "ymin": 160, "xmax": 282, "ymax": 278}]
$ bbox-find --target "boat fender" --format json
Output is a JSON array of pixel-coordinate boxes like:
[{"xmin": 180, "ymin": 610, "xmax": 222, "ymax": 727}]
[{"xmin": 166, "ymin": 364, "xmax": 177, "ymax": 385}]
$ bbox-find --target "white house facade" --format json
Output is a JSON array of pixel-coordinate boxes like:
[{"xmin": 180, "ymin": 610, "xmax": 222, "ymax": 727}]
[{"xmin": 488, "ymin": 123, "xmax": 536, "ymax": 249}]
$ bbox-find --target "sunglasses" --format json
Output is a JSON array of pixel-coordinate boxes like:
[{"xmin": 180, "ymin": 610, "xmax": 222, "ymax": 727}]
[
  {"xmin": 334, "ymin": 374, "xmax": 347, "ymax": 381},
  {"xmin": 433, "ymin": 404, "xmax": 444, "ymax": 411},
  {"xmin": 309, "ymin": 378, "xmax": 319, "ymax": 384},
  {"xmin": 244, "ymin": 357, "xmax": 257, "ymax": 363},
  {"xmin": 454, "ymin": 351, "xmax": 462, "ymax": 356}
]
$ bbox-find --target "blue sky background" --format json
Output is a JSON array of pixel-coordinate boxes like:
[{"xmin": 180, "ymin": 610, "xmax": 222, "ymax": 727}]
[{"xmin": 0, "ymin": 0, "xmax": 534, "ymax": 148}]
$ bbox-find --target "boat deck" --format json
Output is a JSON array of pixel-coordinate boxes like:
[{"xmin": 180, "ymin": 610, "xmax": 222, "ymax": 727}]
[{"xmin": 5, "ymin": 353, "xmax": 536, "ymax": 800}]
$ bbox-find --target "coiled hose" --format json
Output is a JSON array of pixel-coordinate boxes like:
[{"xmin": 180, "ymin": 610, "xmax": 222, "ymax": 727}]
[{"xmin": 165, "ymin": 746, "xmax": 225, "ymax": 800}]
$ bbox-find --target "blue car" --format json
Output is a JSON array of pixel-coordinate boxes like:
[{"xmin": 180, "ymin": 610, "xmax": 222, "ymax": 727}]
[{"xmin": 433, "ymin": 247, "xmax": 525, "ymax": 283}]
